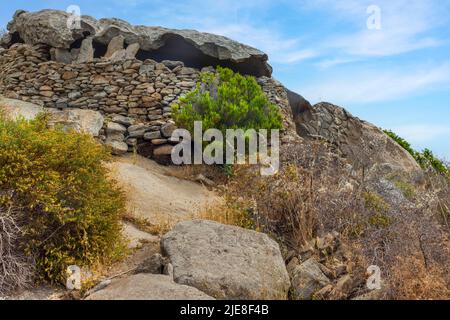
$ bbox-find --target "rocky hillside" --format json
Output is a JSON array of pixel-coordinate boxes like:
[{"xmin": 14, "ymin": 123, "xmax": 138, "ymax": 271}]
[{"xmin": 0, "ymin": 9, "xmax": 449, "ymax": 300}]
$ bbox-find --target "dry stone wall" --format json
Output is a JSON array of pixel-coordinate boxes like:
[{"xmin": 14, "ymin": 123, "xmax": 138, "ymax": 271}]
[
  {"xmin": 0, "ymin": 42, "xmax": 201, "ymax": 161},
  {"xmin": 0, "ymin": 42, "xmax": 298, "ymax": 162}
]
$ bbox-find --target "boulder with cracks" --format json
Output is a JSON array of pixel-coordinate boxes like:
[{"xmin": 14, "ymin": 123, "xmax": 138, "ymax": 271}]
[{"xmin": 6, "ymin": 9, "xmax": 272, "ymax": 77}]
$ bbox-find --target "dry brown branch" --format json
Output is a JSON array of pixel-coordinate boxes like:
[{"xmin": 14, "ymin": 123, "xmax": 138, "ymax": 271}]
[{"xmin": 0, "ymin": 205, "xmax": 35, "ymax": 296}]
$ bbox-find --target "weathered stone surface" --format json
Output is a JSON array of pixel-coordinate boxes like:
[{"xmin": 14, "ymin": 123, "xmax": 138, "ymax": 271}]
[
  {"xmin": 75, "ymin": 37, "xmax": 94, "ymax": 63},
  {"xmin": 111, "ymin": 114, "xmax": 134, "ymax": 126},
  {"xmin": 296, "ymin": 102, "xmax": 422, "ymax": 174},
  {"xmin": 7, "ymin": 9, "xmax": 272, "ymax": 77},
  {"xmin": 257, "ymin": 77, "xmax": 300, "ymax": 144},
  {"xmin": 86, "ymin": 274, "xmax": 214, "ymax": 300},
  {"xmin": 53, "ymin": 48, "xmax": 72, "ymax": 64},
  {"xmin": 125, "ymin": 43, "xmax": 140, "ymax": 59},
  {"xmin": 162, "ymin": 60, "xmax": 184, "ymax": 69},
  {"xmin": 143, "ymin": 131, "xmax": 161, "ymax": 140},
  {"xmin": 47, "ymin": 109, "xmax": 104, "ymax": 136},
  {"xmin": 7, "ymin": 9, "xmax": 98, "ymax": 49},
  {"xmin": 106, "ymin": 121, "xmax": 127, "ymax": 135},
  {"xmin": 160, "ymin": 122, "xmax": 177, "ymax": 138},
  {"xmin": 106, "ymin": 139, "xmax": 128, "ymax": 155},
  {"xmin": 128, "ymin": 124, "xmax": 150, "ymax": 138},
  {"xmin": 289, "ymin": 258, "xmax": 331, "ymax": 300},
  {"xmin": 104, "ymin": 35, "xmax": 124, "ymax": 59},
  {"xmin": 0, "ymin": 97, "xmax": 104, "ymax": 136},
  {"xmin": 105, "ymin": 154, "xmax": 220, "ymax": 225},
  {"xmin": 61, "ymin": 71, "xmax": 78, "ymax": 80},
  {"xmin": 0, "ymin": 96, "xmax": 44, "ymax": 120},
  {"xmin": 161, "ymin": 220, "xmax": 291, "ymax": 300},
  {"xmin": 110, "ymin": 49, "xmax": 127, "ymax": 62}
]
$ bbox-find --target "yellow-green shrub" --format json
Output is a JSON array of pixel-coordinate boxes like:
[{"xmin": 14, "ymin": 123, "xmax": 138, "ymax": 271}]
[{"xmin": 0, "ymin": 114, "xmax": 126, "ymax": 283}]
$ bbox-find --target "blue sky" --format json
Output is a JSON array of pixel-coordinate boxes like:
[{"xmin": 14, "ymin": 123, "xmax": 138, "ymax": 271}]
[{"xmin": 1, "ymin": 0, "xmax": 449, "ymax": 159}]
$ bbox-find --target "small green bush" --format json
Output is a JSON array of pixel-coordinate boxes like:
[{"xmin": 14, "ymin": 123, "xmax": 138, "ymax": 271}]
[
  {"xmin": 363, "ymin": 191, "xmax": 390, "ymax": 214},
  {"xmin": 363, "ymin": 192, "xmax": 392, "ymax": 228},
  {"xmin": 384, "ymin": 130, "xmax": 448, "ymax": 174},
  {"xmin": 172, "ymin": 66, "xmax": 283, "ymax": 137},
  {"xmin": 415, "ymin": 149, "xmax": 448, "ymax": 174},
  {"xmin": 393, "ymin": 180, "xmax": 416, "ymax": 200},
  {"xmin": 368, "ymin": 212, "xmax": 393, "ymax": 229},
  {"xmin": 0, "ymin": 113, "xmax": 126, "ymax": 283}
]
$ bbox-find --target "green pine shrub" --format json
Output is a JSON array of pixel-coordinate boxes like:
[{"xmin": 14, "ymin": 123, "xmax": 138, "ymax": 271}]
[
  {"xmin": 172, "ymin": 66, "xmax": 283, "ymax": 137},
  {"xmin": 0, "ymin": 113, "xmax": 126, "ymax": 283}
]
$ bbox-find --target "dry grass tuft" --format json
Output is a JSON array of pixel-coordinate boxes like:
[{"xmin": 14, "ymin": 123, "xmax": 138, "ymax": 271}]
[
  {"xmin": 0, "ymin": 205, "xmax": 35, "ymax": 296},
  {"xmin": 194, "ymin": 196, "xmax": 255, "ymax": 230},
  {"xmin": 390, "ymin": 256, "xmax": 449, "ymax": 300},
  {"xmin": 122, "ymin": 211, "xmax": 173, "ymax": 236}
]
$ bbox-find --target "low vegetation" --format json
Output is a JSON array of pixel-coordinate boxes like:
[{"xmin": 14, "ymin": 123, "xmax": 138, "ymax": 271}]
[
  {"xmin": 384, "ymin": 129, "xmax": 448, "ymax": 174},
  {"xmin": 208, "ymin": 138, "xmax": 449, "ymax": 300},
  {"xmin": 0, "ymin": 113, "xmax": 126, "ymax": 292},
  {"xmin": 172, "ymin": 66, "xmax": 283, "ymax": 135},
  {"xmin": 172, "ymin": 67, "xmax": 282, "ymax": 168}
]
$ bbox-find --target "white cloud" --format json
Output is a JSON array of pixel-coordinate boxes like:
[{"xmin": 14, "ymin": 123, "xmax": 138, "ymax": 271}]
[
  {"xmin": 202, "ymin": 23, "xmax": 302, "ymax": 62},
  {"xmin": 299, "ymin": 0, "xmax": 449, "ymax": 58},
  {"xmin": 301, "ymin": 62, "xmax": 450, "ymax": 104},
  {"xmin": 391, "ymin": 124, "xmax": 450, "ymax": 143},
  {"xmin": 282, "ymin": 49, "xmax": 318, "ymax": 63},
  {"xmin": 206, "ymin": 24, "xmax": 319, "ymax": 63},
  {"xmin": 315, "ymin": 58, "xmax": 357, "ymax": 69}
]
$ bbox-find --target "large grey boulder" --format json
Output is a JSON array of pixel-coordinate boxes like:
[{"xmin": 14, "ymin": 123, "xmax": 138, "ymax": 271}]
[
  {"xmin": 46, "ymin": 108, "xmax": 104, "ymax": 136},
  {"xmin": 86, "ymin": 274, "xmax": 214, "ymax": 300},
  {"xmin": 7, "ymin": 9, "xmax": 98, "ymax": 49},
  {"xmin": 0, "ymin": 96, "xmax": 44, "ymax": 120},
  {"xmin": 296, "ymin": 102, "xmax": 421, "ymax": 175},
  {"xmin": 161, "ymin": 220, "xmax": 291, "ymax": 300},
  {"xmin": 0, "ymin": 97, "xmax": 104, "ymax": 136},
  {"xmin": 6, "ymin": 9, "xmax": 272, "ymax": 77}
]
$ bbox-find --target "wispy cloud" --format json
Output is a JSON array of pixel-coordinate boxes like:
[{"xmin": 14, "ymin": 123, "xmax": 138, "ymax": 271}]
[
  {"xmin": 301, "ymin": 62, "xmax": 450, "ymax": 104},
  {"xmin": 301, "ymin": 0, "xmax": 449, "ymax": 57},
  {"xmin": 202, "ymin": 23, "xmax": 309, "ymax": 64},
  {"xmin": 391, "ymin": 124, "xmax": 450, "ymax": 143},
  {"xmin": 315, "ymin": 58, "xmax": 358, "ymax": 69}
]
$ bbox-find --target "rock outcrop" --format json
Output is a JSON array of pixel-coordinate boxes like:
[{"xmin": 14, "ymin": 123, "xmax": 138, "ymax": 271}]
[
  {"xmin": 46, "ymin": 108, "xmax": 104, "ymax": 136},
  {"xmin": 106, "ymin": 155, "xmax": 220, "ymax": 224},
  {"xmin": 295, "ymin": 102, "xmax": 421, "ymax": 175},
  {"xmin": 0, "ymin": 96, "xmax": 44, "ymax": 120},
  {"xmin": 5, "ymin": 9, "xmax": 272, "ymax": 77},
  {"xmin": 86, "ymin": 274, "xmax": 214, "ymax": 300},
  {"xmin": 161, "ymin": 220, "xmax": 291, "ymax": 300},
  {"xmin": 0, "ymin": 96, "xmax": 104, "ymax": 136}
]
